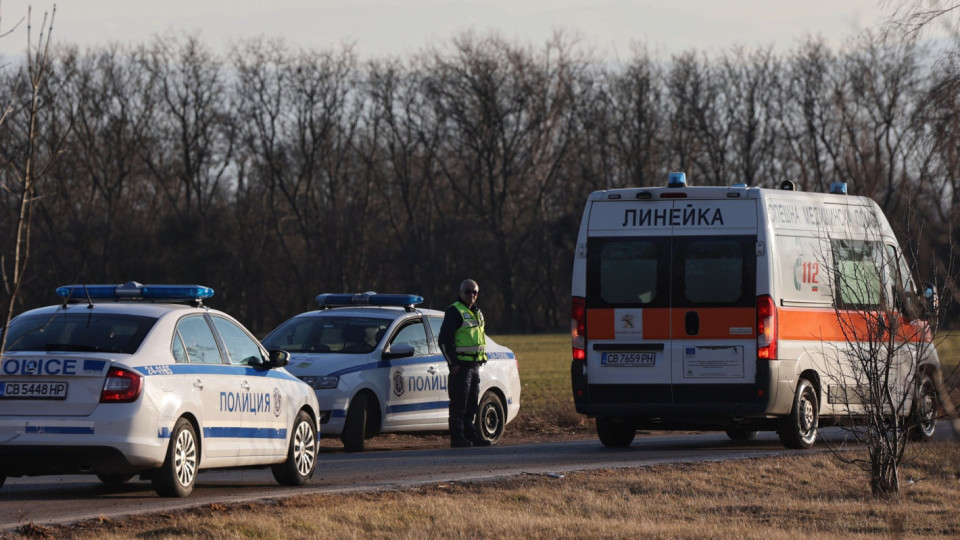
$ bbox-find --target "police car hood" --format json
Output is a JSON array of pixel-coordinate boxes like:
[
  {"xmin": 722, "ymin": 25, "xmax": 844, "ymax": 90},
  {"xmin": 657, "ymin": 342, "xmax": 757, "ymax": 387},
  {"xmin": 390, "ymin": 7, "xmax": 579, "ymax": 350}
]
[{"xmin": 284, "ymin": 352, "xmax": 372, "ymax": 377}]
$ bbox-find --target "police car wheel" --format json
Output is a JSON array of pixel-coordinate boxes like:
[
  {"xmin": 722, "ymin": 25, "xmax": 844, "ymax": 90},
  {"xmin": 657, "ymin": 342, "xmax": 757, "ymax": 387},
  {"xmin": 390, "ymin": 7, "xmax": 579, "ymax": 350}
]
[
  {"xmin": 342, "ymin": 393, "xmax": 369, "ymax": 453},
  {"xmin": 152, "ymin": 418, "xmax": 198, "ymax": 497},
  {"xmin": 596, "ymin": 417, "xmax": 635, "ymax": 448},
  {"xmin": 908, "ymin": 372, "xmax": 939, "ymax": 442},
  {"xmin": 476, "ymin": 392, "xmax": 505, "ymax": 444},
  {"xmin": 724, "ymin": 428, "xmax": 759, "ymax": 442},
  {"xmin": 272, "ymin": 410, "xmax": 318, "ymax": 486},
  {"xmin": 96, "ymin": 472, "xmax": 135, "ymax": 485},
  {"xmin": 778, "ymin": 379, "xmax": 818, "ymax": 449}
]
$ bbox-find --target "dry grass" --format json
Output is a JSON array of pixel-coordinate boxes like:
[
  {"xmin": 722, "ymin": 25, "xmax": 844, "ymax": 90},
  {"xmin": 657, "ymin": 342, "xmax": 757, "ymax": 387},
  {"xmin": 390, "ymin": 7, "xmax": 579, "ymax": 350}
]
[{"xmin": 9, "ymin": 443, "xmax": 960, "ymax": 540}]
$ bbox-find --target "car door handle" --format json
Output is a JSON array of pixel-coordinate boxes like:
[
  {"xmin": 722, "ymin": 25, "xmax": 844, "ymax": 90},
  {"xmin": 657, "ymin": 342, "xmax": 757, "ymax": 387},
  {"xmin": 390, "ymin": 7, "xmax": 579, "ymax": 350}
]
[
  {"xmin": 193, "ymin": 379, "xmax": 203, "ymax": 390},
  {"xmin": 427, "ymin": 366, "xmax": 438, "ymax": 374},
  {"xmin": 240, "ymin": 381, "xmax": 250, "ymax": 390}
]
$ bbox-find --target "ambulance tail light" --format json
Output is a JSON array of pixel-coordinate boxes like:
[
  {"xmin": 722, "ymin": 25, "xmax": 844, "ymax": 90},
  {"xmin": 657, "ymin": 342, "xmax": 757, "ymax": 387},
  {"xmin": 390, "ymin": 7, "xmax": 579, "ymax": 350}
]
[
  {"xmin": 757, "ymin": 295, "xmax": 777, "ymax": 360},
  {"xmin": 572, "ymin": 296, "xmax": 586, "ymax": 361},
  {"xmin": 100, "ymin": 366, "xmax": 143, "ymax": 403}
]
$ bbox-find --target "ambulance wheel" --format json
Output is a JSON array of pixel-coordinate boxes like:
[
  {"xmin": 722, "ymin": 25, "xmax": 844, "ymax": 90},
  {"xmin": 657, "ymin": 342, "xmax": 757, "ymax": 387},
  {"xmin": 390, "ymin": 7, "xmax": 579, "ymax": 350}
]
[
  {"xmin": 724, "ymin": 428, "xmax": 759, "ymax": 441},
  {"xmin": 596, "ymin": 417, "xmax": 635, "ymax": 447},
  {"xmin": 476, "ymin": 392, "xmax": 505, "ymax": 444},
  {"xmin": 778, "ymin": 379, "xmax": 818, "ymax": 449},
  {"xmin": 908, "ymin": 372, "xmax": 939, "ymax": 442},
  {"xmin": 152, "ymin": 417, "xmax": 198, "ymax": 497},
  {"xmin": 342, "ymin": 393, "xmax": 369, "ymax": 453},
  {"xmin": 273, "ymin": 410, "xmax": 318, "ymax": 485},
  {"xmin": 0, "ymin": 475, "xmax": 5, "ymax": 489},
  {"xmin": 97, "ymin": 473, "xmax": 134, "ymax": 485}
]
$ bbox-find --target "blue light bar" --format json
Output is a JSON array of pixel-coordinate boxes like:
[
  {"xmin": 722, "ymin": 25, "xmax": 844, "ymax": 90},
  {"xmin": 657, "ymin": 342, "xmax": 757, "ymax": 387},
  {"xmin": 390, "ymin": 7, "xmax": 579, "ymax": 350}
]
[
  {"xmin": 56, "ymin": 281, "xmax": 214, "ymax": 303},
  {"xmin": 316, "ymin": 292, "xmax": 424, "ymax": 308},
  {"xmin": 668, "ymin": 172, "xmax": 687, "ymax": 188},
  {"xmin": 829, "ymin": 182, "xmax": 848, "ymax": 195}
]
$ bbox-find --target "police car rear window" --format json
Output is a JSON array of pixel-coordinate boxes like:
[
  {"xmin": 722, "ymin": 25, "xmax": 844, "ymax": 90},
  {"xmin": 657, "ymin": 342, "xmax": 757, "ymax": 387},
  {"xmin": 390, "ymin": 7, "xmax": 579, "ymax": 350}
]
[{"xmin": 2, "ymin": 313, "xmax": 158, "ymax": 354}]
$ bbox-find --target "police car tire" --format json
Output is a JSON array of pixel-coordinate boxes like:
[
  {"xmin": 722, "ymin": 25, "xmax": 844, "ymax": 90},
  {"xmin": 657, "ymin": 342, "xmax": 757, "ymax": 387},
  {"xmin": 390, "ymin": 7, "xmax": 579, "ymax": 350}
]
[
  {"xmin": 476, "ymin": 392, "xmax": 505, "ymax": 444},
  {"xmin": 778, "ymin": 379, "xmax": 818, "ymax": 449},
  {"xmin": 342, "ymin": 393, "xmax": 369, "ymax": 453},
  {"xmin": 596, "ymin": 417, "xmax": 635, "ymax": 448},
  {"xmin": 272, "ymin": 410, "xmax": 318, "ymax": 486},
  {"xmin": 152, "ymin": 418, "xmax": 198, "ymax": 497},
  {"xmin": 908, "ymin": 372, "xmax": 939, "ymax": 442},
  {"xmin": 97, "ymin": 472, "xmax": 135, "ymax": 485}
]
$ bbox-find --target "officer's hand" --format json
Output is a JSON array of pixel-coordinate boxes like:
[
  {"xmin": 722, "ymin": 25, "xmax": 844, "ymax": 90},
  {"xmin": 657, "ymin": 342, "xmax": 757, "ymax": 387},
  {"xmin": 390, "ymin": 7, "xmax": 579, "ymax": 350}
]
[{"xmin": 449, "ymin": 364, "xmax": 460, "ymax": 375}]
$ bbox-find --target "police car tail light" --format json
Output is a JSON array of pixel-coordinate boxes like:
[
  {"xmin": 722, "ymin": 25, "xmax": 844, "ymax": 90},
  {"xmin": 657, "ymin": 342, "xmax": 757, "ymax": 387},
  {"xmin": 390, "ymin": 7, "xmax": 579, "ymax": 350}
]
[
  {"xmin": 757, "ymin": 295, "xmax": 778, "ymax": 360},
  {"xmin": 572, "ymin": 296, "xmax": 586, "ymax": 361},
  {"xmin": 100, "ymin": 367, "xmax": 143, "ymax": 403}
]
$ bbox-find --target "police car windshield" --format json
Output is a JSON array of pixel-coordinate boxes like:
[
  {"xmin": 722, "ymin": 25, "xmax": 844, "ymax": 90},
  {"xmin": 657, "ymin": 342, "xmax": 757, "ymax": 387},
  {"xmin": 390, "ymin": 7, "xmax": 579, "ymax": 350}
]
[
  {"xmin": 2, "ymin": 313, "xmax": 158, "ymax": 354},
  {"xmin": 262, "ymin": 316, "xmax": 390, "ymax": 354}
]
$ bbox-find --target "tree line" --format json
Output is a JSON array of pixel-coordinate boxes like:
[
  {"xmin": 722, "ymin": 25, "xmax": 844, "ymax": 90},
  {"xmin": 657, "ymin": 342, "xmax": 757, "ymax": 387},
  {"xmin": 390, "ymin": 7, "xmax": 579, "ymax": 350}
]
[{"xmin": 1, "ymin": 32, "xmax": 957, "ymax": 334}]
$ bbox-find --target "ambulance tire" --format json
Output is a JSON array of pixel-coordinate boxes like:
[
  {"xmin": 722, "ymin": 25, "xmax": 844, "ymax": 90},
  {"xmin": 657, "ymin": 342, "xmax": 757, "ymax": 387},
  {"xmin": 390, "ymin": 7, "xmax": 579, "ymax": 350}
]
[
  {"xmin": 342, "ymin": 393, "xmax": 369, "ymax": 453},
  {"xmin": 272, "ymin": 410, "xmax": 318, "ymax": 486},
  {"xmin": 0, "ymin": 475, "xmax": 5, "ymax": 489},
  {"xmin": 152, "ymin": 417, "xmax": 198, "ymax": 497},
  {"xmin": 778, "ymin": 379, "xmax": 819, "ymax": 449},
  {"xmin": 724, "ymin": 428, "xmax": 759, "ymax": 441},
  {"xmin": 596, "ymin": 417, "xmax": 635, "ymax": 448},
  {"xmin": 908, "ymin": 372, "xmax": 939, "ymax": 442},
  {"xmin": 97, "ymin": 472, "xmax": 135, "ymax": 485},
  {"xmin": 476, "ymin": 391, "xmax": 505, "ymax": 444}
]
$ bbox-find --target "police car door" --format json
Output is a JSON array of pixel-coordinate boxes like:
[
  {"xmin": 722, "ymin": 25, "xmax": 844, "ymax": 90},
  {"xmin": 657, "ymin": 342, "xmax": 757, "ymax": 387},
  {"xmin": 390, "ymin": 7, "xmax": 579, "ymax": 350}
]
[
  {"xmin": 171, "ymin": 315, "xmax": 239, "ymax": 459},
  {"xmin": 210, "ymin": 316, "xmax": 288, "ymax": 458},
  {"xmin": 669, "ymin": 199, "xmax": 758, "ymax": 401},
  {"xmin": 384, "ymin": 318, "xmax": 446, "ymax": 428}
]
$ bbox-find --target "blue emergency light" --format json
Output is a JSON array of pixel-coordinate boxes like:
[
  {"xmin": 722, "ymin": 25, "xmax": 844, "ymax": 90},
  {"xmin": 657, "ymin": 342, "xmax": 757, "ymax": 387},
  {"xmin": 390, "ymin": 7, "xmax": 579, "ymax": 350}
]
[
  {"xmin": 667, "ymin": 172, "xmax": 687, "ymax": 188},
  {"xmin": 56, "ymin": 281, "xmax": 215, "ymax": 303},
  {"xmin": 829, "ymin": 182, "xmax": 848, "ymax": 195},
  {"xmin": 316, "ymin": 292, "xmax": 424, "ymax": 309}
]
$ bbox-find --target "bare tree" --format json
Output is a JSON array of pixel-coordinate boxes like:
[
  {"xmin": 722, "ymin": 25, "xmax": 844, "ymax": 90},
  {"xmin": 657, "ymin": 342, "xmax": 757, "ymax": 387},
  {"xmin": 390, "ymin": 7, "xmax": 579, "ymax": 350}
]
[{"xmin": 1, "ymin": 5, "xmax": 62, "ymax": 353}]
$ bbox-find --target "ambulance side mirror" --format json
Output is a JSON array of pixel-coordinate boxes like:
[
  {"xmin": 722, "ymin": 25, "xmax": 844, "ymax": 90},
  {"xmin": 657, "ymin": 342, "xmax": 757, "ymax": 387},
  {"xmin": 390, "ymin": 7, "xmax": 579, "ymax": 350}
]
[
  {"xmin": 383, "ymin": 343, "xmax": 415, "ymax": 360},
  {"xmin": 922, "ymin": 283, "xmax": 939, "ymax": 319},
  {"xmin": 266, "ymin": 349, "xmax": 291, "ymax": 368}
]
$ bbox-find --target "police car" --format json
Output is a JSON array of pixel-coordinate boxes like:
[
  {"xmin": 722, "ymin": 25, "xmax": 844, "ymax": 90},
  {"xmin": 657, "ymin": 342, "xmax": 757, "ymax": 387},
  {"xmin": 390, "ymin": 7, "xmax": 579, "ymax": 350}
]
[
  {"xmin": 0, "ymin": 282, "xmax": 320, "ymax": 497},
  {"xmin": 261, "ymin": 292, "xmax": 522, "ymax": 452}
]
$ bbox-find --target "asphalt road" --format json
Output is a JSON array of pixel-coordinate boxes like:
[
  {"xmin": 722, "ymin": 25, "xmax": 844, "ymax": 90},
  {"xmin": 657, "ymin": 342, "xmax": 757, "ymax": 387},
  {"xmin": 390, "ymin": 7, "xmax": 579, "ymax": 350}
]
[{"xmin": 0, "ymin": 428, "xmax": 942, "ymax": 531}]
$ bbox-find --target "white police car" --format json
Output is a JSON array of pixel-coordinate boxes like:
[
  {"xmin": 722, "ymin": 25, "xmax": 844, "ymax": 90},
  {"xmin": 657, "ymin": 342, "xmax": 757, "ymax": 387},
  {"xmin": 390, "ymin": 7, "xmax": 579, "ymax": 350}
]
[
  {"xmin": 261, "ymin": 293, "xmax": 522, "ymax": 452},
  {"xmin": 0, "ymin": 282, "xmax": 320, "ymax": 497}
]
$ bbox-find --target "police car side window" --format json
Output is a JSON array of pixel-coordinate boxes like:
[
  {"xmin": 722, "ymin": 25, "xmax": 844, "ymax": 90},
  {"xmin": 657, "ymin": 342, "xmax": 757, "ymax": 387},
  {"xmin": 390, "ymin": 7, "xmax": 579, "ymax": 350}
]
[
  {"xmin": 427, "ymin": 316, "xmax": 443, "ymax": 348},
  {"xmin": 175, "ymin": 316, "xmax": 224, "ymax": 364},
  {"xmin": 391, "ymin": 321, "xmax": 429, "ymax": 356},
  {"xmin": 211, "ymin": 317, "xmax": 264, "ymax": 366},
  {"xmin": 171, "ymin": 331, "xmax": 189, "ymax": 363}
]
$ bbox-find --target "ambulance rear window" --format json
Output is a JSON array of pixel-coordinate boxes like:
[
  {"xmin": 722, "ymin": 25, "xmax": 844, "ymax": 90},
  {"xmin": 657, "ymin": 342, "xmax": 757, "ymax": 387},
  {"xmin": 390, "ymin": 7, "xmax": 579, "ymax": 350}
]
[
  {"xmin": 588, "ymin": 238, "xmax": 668, "ymax": 307},
  {"xmin": 682, "ymin": 239, "xmax": 746, "ymax": 303}
]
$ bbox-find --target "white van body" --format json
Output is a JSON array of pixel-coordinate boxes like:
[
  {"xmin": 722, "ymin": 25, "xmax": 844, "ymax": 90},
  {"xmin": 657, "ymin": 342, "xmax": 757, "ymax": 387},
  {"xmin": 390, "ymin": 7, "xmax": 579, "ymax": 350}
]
[{"xmin": 570, "ymin": 177, "xmax": 941, "ymax": 449}]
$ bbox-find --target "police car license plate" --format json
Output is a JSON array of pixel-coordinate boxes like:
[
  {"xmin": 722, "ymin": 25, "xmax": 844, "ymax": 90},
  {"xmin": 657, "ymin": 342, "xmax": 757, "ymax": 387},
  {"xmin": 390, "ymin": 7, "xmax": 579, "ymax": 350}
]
[
  {"xmin": 0, "ymin": 381, "xmax": 68, "ymax": 399},
  {"xmin": 600, "ymin": 352, "xmax": 656, "ymax": 367}
]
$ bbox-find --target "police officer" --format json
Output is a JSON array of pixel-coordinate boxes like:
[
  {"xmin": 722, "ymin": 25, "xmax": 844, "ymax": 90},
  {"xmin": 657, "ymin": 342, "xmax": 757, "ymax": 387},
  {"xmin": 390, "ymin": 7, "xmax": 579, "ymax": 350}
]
[{"xmin": 438, "ymin": 279, "xmax": 492, "ymax": 448}]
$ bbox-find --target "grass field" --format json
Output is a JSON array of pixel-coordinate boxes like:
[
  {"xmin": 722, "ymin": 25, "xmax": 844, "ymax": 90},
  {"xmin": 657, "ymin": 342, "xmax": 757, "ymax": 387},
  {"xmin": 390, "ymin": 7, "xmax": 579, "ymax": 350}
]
[{"xmin": 6, "ymin": 333, "xmax": 960, "ymax": 539}]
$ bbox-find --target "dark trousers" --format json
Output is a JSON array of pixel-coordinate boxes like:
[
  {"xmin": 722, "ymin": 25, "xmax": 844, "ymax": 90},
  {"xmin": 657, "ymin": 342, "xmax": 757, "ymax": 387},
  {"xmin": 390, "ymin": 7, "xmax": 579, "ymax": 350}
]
[{"xmin": 448, "ymin": 360, "xmax": 481, "ymax": 440}]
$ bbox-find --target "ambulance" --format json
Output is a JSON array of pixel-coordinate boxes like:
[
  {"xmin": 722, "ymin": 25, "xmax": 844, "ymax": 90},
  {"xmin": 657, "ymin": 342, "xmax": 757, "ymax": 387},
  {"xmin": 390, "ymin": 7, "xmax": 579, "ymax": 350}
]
[{"xmin": 570, "ymin": 173, "xmax": 941, "ymax": 449}]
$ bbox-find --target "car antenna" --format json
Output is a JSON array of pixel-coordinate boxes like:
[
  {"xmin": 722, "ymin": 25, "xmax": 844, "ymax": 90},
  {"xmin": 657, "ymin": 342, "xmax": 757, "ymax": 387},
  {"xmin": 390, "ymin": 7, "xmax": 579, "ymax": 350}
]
[{"xmin": 83, "ymin": 284, "xmax": 95, "ymax": 309}]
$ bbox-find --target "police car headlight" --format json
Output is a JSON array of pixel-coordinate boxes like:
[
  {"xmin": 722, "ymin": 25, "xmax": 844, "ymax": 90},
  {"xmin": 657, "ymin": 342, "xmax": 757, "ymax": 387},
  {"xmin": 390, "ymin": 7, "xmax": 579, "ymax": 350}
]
[{"xmin": 300, "ymin": 375, "xmax": 339, "ymax": 389}]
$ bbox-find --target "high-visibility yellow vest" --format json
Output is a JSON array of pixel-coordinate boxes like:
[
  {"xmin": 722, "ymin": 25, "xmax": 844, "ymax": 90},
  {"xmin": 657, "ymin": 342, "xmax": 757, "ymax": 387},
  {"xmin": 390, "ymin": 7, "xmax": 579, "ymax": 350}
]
[{"xmin": 452, "ymin": 301, "xmax": 486, "ymax": 362}]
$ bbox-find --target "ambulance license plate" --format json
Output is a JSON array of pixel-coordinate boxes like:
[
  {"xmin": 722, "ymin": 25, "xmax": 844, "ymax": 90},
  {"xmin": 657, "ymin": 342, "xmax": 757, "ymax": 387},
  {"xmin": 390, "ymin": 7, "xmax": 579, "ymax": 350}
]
[
  {"xmin": 0, "ymin": 381, "xmax": 68, "ymax": 399},
  {"xmin": 600, "ymin": 352, "xmax": 656, "ymax": 367}
]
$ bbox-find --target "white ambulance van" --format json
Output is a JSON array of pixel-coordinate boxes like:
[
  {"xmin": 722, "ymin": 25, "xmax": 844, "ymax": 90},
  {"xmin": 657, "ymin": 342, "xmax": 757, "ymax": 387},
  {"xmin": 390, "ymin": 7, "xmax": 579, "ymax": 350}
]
[{"xmin": 570, "ymin": 173, "xmax": 941, "ymax": 449}]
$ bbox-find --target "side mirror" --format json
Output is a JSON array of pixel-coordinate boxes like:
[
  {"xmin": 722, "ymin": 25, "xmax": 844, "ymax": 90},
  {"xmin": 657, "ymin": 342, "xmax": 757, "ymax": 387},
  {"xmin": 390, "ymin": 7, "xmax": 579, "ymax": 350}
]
[
  {"xmin": 383, "ymin": 343, "xmax": 415, "ymax": 360},
  {"xmin": 922, "ymin": 283, "xmax": 939, "ymax": 317},
  {"xmin": 267, "ymin": 349, "xmax": 290, "ymax": 368}
]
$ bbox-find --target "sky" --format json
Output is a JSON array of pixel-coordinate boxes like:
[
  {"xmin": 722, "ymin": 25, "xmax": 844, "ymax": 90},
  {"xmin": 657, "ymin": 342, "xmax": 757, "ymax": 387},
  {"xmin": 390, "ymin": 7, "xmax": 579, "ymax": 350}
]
[{"xmin": 0, "ymin": 1, "xmax": 900, "ymax": 59}]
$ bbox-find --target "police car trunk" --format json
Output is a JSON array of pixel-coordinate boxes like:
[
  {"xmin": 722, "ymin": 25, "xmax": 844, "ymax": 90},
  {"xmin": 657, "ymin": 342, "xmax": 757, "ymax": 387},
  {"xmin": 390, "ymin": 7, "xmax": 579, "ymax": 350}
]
[{"xmin": 572, "ymin": 180, "xmax": 770, "ymax": 429}]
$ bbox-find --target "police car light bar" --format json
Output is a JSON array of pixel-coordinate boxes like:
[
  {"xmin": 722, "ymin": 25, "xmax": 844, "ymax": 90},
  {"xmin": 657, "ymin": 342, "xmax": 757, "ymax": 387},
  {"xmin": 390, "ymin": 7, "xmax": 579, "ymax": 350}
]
[
  {"xmin": 316, "ymin": 292, "xmax": 424, "ymax": 309},
  {"xmin": 56, "ymin": 282, "xmax": 215, "ymax": 303}
]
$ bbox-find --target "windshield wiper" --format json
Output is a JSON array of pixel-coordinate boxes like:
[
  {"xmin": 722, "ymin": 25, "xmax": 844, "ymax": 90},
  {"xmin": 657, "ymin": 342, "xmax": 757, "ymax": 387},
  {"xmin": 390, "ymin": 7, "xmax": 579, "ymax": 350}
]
[{"xmin": 45, "ymin": 343, "xmax": 111, "ymax": 352}]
